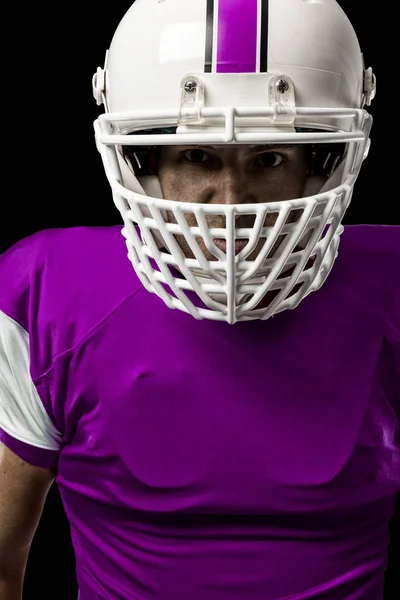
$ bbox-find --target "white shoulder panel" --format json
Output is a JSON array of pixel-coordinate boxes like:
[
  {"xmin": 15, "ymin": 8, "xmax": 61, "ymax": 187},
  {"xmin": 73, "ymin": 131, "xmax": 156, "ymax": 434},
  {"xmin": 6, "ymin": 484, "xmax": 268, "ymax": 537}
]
[{"xmin": 0, "ymin": 310, "xmax": 62, "ymax": 450}]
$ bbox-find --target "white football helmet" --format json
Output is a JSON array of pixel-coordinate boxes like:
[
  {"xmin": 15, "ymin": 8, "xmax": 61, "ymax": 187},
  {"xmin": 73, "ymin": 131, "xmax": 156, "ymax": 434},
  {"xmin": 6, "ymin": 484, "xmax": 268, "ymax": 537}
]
[{"xmin": 92, "ymin": 0, "xmax": 376, "ymax": 324}]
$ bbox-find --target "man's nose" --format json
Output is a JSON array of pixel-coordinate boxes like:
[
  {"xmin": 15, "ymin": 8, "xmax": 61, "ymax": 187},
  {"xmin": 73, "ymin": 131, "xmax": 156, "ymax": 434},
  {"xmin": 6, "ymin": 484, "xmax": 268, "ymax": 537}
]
[{"xmin": 211, "ymin": 169, "xmax": 256, "ymax": 205}]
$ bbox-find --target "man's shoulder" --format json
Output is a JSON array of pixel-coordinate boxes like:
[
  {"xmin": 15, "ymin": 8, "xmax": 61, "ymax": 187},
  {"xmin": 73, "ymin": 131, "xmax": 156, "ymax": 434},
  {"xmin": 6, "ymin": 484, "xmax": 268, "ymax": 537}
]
[
  {"xmin": 340, "ymin": 223, "xmax": 399, "ymax": 289},
  {"xmin": 341, "ymin": 223, "xmax": 399, "ymax": 253},
  {"xmin": 0, "ymin": 225, "xmax": 143, "ymax": 370},
  {"xmin": 335, "ymin": 223, "xmax": 399, "ymax": 340},
  {"xmin": 3, "ymin": 224, "xmax": 127, "ymax": 266},
  {"xmin": 1, "ymin": 224, "xmax": 127, "ymax": 270}
]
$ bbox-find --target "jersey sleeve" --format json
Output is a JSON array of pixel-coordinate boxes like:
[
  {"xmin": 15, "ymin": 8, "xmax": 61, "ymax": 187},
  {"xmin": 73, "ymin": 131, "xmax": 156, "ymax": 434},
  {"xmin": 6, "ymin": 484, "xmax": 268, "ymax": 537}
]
[{"xmin": 0, "ymin": 233, "xmax": 63, "ymax": 469}]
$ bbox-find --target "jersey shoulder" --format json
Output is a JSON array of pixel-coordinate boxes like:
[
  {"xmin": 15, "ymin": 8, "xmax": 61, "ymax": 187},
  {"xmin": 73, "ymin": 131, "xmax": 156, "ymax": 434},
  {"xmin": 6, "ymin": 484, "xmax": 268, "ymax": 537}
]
[
  {"xmin": 0, "ymin": 225, "xmax": 141, "ymax": 376},
  {"xmin": 337, "ymin": 224, "xmax": 400, "ymax": 342}
]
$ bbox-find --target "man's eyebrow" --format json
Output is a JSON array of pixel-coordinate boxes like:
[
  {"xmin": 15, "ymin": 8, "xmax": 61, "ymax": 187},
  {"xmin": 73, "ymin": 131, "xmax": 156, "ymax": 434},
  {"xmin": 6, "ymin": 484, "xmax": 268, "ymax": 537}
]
[
  {"xmin": 246, "ymin": 145, "xmax": 297, "ymax": 152},
  {"xmin": 187, "ymin": 144, "xmax": 298, "ymax": 151}
]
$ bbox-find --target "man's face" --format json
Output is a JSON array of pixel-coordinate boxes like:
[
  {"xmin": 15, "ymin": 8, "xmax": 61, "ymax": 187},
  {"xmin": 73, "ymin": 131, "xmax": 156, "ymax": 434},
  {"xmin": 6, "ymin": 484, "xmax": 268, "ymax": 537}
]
[{"xmin": 156, "ymin": 144, "xmax": 308, "ymax": 261}]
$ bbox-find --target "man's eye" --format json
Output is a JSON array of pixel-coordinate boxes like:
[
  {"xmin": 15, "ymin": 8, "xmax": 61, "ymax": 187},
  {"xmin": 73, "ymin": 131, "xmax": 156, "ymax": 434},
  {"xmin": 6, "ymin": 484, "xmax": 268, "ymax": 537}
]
[
  {"xmin": 253, "ymin": 153, "xmax": 285, "ymax": 168},
  {"xmin": 183, "ymin": 149, "xmax": 211, "ymax": 164}
]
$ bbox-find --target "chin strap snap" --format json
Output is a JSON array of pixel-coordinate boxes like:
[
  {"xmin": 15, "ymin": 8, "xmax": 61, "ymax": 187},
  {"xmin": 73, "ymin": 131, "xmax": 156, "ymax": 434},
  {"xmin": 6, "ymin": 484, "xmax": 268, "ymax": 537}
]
[
  {"xmin": 363, "ymin": 67, "xmax": 376, "ymax": 107},
  {"xmin": 92, "ymin": 51, "xmax": 109, "ymax": 110}
]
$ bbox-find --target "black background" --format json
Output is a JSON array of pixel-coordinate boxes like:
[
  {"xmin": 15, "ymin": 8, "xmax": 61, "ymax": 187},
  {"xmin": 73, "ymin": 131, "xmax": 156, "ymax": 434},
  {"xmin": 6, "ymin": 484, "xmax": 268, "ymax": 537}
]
[{"xmin": 1, "ymin": 1, "xmax": 398, "ymax": 598}]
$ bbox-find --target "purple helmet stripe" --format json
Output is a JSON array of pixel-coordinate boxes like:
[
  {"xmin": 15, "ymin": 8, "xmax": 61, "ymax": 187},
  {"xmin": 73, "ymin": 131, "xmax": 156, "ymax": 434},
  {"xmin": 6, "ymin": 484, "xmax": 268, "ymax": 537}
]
[
  {"xmin": 204, "ymin": 0, "xmax": 269, "ymax": 74},
  {"xmin": 216, "ymin": 0, "xmax": 258, "ymax": 73}
]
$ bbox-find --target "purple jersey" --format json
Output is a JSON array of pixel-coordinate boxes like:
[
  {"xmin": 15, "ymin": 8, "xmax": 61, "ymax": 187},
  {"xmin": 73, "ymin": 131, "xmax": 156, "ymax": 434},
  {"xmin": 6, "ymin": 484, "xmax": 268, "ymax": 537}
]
[{"xmin": 0, "ymin": 224, "xmax": 399, "ymax": 600}]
